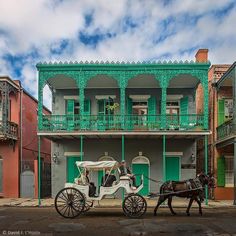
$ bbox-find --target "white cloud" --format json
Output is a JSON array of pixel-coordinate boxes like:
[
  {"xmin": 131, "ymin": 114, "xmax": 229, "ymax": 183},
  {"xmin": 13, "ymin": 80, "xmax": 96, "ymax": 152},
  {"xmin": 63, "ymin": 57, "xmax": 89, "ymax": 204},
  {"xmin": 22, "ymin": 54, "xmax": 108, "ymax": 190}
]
[{"xmin": 0, "ymin": 0, "xmax": 236, "ymax": 111}]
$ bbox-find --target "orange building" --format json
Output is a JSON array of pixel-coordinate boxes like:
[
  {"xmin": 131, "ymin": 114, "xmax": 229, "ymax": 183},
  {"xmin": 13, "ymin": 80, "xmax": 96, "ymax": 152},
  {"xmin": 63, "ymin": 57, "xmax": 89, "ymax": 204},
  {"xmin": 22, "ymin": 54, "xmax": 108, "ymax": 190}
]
[
  {"xmin": 197, "ymin": 63, "xmax": 236, "ymax": 201},
  {"xmin": 0, "ymin": 76, "xmax": 51, "ymax": 198}
]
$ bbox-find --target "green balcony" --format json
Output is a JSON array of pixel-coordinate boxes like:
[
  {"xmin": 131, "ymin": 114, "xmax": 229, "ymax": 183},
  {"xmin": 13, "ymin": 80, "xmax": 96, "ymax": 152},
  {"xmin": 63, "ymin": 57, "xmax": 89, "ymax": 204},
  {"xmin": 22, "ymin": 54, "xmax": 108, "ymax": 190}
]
[
  {"xmin": 40, "ymin": 114, "xmax": 204, "ymax": 132},
  {"xmin": 217, "ymin": 119, "xmax": 234, "ymax": 140}
]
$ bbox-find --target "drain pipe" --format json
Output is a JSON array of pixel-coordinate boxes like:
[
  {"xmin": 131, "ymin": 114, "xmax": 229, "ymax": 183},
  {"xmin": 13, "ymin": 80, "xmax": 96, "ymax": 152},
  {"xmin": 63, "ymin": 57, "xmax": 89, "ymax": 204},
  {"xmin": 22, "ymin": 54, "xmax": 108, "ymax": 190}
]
[{"xmin": 19, "ymin": 84, "xmax": 23, "ymax": 197}]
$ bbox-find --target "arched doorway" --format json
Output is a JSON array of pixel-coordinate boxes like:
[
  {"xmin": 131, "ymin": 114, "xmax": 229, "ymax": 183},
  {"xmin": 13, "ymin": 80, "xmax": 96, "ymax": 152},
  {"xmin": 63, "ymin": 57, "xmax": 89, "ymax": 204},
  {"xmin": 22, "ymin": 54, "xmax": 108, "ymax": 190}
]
[
  {"xmin": 98, "ymin": 153, "xmax": 115, "ymax": 187},
  {"xmin": 132, "ymin": 153, "xmax": 150, "ymax": 196}
]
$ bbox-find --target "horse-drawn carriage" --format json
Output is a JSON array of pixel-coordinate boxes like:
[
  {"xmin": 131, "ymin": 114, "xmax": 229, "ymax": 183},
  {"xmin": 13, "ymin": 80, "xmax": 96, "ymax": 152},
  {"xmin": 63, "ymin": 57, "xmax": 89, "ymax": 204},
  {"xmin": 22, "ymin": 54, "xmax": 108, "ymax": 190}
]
[
  {"xmin": 55, "ymin": 160, "xmax": 147, "ymax": 218},
  {"xmin": 55, "ymin": 160, "xmax": 215, "ymax": 218}
]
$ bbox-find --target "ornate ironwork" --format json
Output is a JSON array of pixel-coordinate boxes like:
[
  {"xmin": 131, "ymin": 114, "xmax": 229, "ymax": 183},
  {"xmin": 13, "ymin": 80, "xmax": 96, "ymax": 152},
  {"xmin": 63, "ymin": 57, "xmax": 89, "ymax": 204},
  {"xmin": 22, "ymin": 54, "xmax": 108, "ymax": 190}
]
[
  {"xmin": 0, "ymin": 80, "xmax": 18, "ymax": 140},
  {"xmin": 37, "ymin": 62, "xmax": 210, "ymax": 132}
]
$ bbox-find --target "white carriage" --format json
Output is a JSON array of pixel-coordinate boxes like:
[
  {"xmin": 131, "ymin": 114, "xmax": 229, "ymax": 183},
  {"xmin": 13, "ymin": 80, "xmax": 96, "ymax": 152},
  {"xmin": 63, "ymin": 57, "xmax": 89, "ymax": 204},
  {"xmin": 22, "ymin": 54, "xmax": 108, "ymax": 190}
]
[{"xmin": 54, "ymin": 160, "xmax": 147, "ymax": 218}]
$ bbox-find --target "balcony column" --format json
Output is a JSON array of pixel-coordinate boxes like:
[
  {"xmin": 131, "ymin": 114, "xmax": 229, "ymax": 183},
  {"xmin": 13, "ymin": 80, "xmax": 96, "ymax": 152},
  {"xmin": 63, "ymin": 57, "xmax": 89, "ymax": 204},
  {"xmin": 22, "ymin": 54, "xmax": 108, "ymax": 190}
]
[
  {"xmin": 161, "ymin": 84, "xmax": 167, "ymax": 129},
  {"xmin": 38, "ymin": 73, "xmax": 44, "ymax": 131},
  {"xmin": 119, "ymin": 75, "xmax": 127, "ymax": 130},
  {"xmin": 79, "ymin": 86, "xmax": 85, "ymax": 116},
  {"xmin": 233, "ymin": 67, "xmax": 236, "ymax": 205},
  {"xmin": 120, "ymin": 87, "xmax": 126, "ymax": 129},
  {"xmin": 203, "ymin": 76, "xmax": 209, "ymax": 130}
]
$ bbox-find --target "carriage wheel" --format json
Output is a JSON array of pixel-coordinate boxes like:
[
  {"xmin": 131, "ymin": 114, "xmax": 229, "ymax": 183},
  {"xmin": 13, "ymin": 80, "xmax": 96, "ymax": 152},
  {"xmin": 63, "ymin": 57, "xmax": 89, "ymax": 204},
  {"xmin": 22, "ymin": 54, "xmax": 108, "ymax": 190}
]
[
  {"xmin": 122, "ymin": 194, "xmax": 147, "ymax": 218},
  {"xmin": 83, "ymin": 200, "xmax": 94, "ymax": 212},
  {"xmin": 55, "ymin": 187, "xmax": 85, "ymax": 218}
]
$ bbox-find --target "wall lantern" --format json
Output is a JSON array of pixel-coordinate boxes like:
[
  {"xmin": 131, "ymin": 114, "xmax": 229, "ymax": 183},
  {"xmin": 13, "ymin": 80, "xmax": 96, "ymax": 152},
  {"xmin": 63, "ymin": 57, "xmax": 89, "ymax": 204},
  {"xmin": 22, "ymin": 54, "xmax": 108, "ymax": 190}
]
[
  {"xmin": 190, "ymin": 153, "xmax": 195, "ymax": 162},
  {"xmin": 53, "ymin": 153, "xmax": 59, "ymax": 164}
]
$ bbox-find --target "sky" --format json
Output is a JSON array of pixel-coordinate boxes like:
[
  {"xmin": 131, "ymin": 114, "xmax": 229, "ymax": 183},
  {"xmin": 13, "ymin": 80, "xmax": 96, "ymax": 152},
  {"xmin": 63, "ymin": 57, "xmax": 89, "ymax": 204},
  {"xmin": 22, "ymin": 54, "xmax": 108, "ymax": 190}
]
[{"xmin": 0, "ymin": 0, "xmax": 236, "ymax": 109}]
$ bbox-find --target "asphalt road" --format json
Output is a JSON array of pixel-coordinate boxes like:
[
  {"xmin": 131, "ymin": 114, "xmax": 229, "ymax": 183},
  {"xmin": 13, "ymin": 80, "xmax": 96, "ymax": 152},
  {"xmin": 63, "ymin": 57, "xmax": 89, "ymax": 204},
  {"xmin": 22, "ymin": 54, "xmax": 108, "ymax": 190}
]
[{"xmin": 0, "ymin": 207, "xmax": 236, "ymax": 236}]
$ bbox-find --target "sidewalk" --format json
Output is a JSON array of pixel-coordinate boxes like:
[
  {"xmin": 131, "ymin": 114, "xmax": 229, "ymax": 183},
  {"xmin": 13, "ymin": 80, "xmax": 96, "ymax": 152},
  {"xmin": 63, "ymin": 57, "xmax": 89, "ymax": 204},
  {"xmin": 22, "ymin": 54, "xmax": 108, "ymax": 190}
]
[{"xmin": 0, "ymin": 197, "xmax": 235, "ymax": 208}]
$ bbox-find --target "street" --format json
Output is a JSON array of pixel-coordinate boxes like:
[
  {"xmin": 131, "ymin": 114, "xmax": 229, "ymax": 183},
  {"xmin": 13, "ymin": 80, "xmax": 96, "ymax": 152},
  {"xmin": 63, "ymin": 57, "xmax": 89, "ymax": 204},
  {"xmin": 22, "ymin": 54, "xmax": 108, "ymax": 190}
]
[{"xmin": 0, "ymin": 207, "xmax": 236, "ymax": 236}]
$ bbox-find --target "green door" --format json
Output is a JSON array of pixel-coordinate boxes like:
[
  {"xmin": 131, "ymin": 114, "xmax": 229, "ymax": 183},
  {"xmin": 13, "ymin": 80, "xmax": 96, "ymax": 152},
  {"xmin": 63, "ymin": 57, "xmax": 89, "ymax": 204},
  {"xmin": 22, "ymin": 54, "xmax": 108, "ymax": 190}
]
[
  {"xmin": 217, "ymin": 156, "xmax": 225, "ymax": 187},
  {"xmin": 165, "ymin": 156, "xmax": 180, "ymax": 181},
  {"xmin": 67, "ymin": 100, "xmax": 74, "ymax": 130},
  {"xmin": 218, "ymin": 99, "xmax": 225, "ymax": 126},
  {"xmin": 67, "ymin": 156, "xmax": 81, "ymax": 183},
  {"xmin": 180, "ymin": 96, "xmax": 188, "ymax": 128},
  {"xmin": 132, "ymin": 163, "xmax": 149, "ymax": 196}
]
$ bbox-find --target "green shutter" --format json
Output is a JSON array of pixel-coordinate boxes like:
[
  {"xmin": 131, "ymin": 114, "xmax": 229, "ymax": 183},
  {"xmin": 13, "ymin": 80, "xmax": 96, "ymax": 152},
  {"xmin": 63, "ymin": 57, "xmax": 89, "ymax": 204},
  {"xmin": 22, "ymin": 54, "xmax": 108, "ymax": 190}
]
[
  {"xmin": 126, "ymin": 97, "xmax": 133, "ymax": 130},
  {"xmin": 166, "ymin": 156, "xmax": 180, "ymax": 181},
  {"xmin": 148, "ymin": 96, "xmax": 156, "ymax": 128},
  {"xmin": 84, "ymin": 99, "xmax": 91, "ymax": 115},
  {"xmin": 180, "ymin": 96, "xmax": 189, "ymax": 128},
  {"xmin": 97, "ymin": 100, "xmax": 105, "ymax": 131},
  {"xmin": 67, "ymin": 156, "xmax": 81, "ymax": 183},
  {"xmin": 132, "ymin": 163, "xmax": 149, "ymax": 196},
  {"xmin": 218, "ymin": 99, "xmax": 225, "ymax": 126},
  {"xmin": 67, "ymin": 100, "xmax": 74, "ymax": 114},
  {"xmin": 217, "ymin": 156, "xmax": 225, "ymax": 187},
  {"xmin": 67, "ymin": 100, "xmax": 74, "ymax": 130}
]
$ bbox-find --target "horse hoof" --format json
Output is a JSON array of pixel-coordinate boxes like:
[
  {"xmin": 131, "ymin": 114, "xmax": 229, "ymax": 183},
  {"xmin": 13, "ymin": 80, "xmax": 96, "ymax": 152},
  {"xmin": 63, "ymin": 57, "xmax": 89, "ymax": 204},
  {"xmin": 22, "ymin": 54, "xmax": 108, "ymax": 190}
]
[
  {"xmin": 186, "ymin": 213, "xmax": 190, "ymax": 216},
  {"xmin": 172, "ymin": 213, "xmax": 177, "ymax": 216},
  {"xmin": 154, "ymin": 212, "xmax": 157, "ymax": 216}
]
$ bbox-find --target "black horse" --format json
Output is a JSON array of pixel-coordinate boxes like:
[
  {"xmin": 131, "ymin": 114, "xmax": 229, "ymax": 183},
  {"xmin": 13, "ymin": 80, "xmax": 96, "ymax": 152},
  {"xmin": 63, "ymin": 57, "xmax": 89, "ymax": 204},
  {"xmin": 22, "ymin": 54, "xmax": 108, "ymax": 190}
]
[{"xmin": 153, "ymin": 173, "xmax": 215, "ymax": 216}]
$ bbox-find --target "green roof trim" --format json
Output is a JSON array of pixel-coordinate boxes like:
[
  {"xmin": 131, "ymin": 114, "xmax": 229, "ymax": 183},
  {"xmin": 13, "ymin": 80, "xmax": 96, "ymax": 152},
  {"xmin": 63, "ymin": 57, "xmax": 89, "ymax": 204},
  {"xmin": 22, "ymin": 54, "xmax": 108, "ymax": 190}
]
[{"xmin": 36, "ymin": 60, "xmax": 210, "ymax": 71}]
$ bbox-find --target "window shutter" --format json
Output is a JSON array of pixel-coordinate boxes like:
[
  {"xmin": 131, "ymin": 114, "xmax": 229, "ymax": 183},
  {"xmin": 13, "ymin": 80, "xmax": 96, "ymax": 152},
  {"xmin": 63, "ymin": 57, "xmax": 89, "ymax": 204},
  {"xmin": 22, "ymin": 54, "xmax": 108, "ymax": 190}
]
[
  {"xmin": 67, "ymin": 100, "xmax": 74, "ymax": 115},
  {"xmin": 126, "ymin": 97, "xmax": 133, "ymax": 115},
  {"xmin": 148, "ymin": 96, "xmax": 156, "ymax": 116},
  {"xmin": 217, "ymin": 156, "xmax": 225, "ymax": 187},
  {"xmin": 84, "ymin": 100, "xmax": 91, "ymax": 115},
  {"xmin": 218, "ymin": 99, "xmax": 225, "ymax": 126},
  {"xmin": 148, "ymin": 96, "xmax": 156, "ymax": 124},
  {"xmin": 180, "ymin": 96, "xmax": 188, "ymax": 126},
  {"xmin": 126, "ymin": 97, "xmax": 133, "ymax": 130}
]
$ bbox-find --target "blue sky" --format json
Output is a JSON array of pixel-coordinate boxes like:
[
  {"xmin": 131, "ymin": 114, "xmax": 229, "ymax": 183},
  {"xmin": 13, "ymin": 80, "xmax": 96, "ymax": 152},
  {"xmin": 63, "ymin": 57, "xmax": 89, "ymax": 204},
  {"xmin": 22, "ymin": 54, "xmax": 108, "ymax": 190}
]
[{"xmin": 0, "ymin": 0, "xmax": 236, "ymax": 109}]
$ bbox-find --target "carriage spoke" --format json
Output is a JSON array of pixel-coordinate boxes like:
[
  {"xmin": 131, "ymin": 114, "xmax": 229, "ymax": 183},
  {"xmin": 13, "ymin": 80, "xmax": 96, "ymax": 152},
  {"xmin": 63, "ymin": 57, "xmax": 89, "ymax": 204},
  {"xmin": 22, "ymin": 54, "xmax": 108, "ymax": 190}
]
[
  {"xmin": 122, "ymin": 194, "xmax": 147, "ymax": 218},
  {"xmin": 55, "ymin": 187, "xmax": 85, "ymax": 218}
]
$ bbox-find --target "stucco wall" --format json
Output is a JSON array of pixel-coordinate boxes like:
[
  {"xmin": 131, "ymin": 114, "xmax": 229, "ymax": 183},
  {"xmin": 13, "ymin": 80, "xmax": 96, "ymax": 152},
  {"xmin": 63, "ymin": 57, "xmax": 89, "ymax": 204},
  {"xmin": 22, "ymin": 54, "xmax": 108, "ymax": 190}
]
[{"xmin": 51, "ymin": 138, "xmax": 196, "ymax": 197}]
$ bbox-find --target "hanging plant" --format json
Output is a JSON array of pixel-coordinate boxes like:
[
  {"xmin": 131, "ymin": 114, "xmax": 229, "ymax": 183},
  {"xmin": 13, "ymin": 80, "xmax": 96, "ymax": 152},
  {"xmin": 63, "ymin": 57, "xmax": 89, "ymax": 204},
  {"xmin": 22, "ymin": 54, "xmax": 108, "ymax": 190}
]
[{"xmin": 106, "ymin": 102, "xmax": 119, "ymax": 111}]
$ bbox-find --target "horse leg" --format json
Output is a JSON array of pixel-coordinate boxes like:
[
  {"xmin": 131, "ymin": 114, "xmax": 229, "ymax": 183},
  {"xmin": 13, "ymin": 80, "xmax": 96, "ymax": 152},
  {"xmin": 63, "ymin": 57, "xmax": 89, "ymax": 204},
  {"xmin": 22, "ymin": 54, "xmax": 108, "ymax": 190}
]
[
  {"xmin": 154, "ymin": 196, "xmax": 167, "ymax": 216},
  {"xmin": 168, "ymin": 196, "xmax": 176, "ymax": 215},
  {"xmin": 186, "ymin": 197, "xmax": 194, "ymax": 216},
  {"xmin": 195, "ymin": 197, "xmax": 203, "ymax": 216}
]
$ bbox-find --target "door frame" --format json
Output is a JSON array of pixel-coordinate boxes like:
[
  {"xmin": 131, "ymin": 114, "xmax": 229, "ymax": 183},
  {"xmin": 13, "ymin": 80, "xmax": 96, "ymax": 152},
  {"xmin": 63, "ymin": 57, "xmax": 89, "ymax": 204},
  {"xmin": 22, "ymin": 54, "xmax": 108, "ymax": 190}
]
[{"xmin": 165, "ymin": 155, "xmax": 181, "ymax": 181}]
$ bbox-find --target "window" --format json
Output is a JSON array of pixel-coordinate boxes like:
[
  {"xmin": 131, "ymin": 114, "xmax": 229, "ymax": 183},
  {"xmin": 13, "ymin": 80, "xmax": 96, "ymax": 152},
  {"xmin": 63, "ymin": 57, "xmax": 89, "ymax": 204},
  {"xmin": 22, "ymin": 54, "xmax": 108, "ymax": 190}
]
[
  {"xmin": 224, "ymin": 99, "xmax": 233, "ymax": 120},
  {"xmin": 74, "ymin": 102, "xmax": 80, "ymax": 115},
  {"xmin": 225, "ymin": 156, "xmax": 233, "ymax": 187},
  {"xmin": 166, "ymin": 100, "xmax": 180, "ymax": 115},
  {"xmin": 132, "ymin": 101, "xmax": 148, "ymax": 116}
]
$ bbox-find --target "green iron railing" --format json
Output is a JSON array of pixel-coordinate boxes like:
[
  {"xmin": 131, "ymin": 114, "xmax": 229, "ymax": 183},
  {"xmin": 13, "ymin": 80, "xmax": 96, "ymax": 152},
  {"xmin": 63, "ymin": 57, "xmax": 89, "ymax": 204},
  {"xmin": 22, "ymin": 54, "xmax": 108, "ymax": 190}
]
[
  {"xmin": 217, "ymin": 119, "xmax": 234, "ymax": 140},
  {"xmin": 40, "ymin": 114, "xmax": 204, "ymax": 132},
  {"xmin": 0, "ymin": 120, "xmax": 18, "ymax": 139}
]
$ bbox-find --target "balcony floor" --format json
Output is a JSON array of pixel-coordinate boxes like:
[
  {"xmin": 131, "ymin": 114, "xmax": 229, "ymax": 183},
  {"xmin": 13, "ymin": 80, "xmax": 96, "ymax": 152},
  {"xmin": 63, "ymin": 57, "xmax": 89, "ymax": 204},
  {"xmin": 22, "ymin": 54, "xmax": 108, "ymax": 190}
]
[{"xmin": 38, "ymin": 130, "xmax": 211, "ymax": 140}]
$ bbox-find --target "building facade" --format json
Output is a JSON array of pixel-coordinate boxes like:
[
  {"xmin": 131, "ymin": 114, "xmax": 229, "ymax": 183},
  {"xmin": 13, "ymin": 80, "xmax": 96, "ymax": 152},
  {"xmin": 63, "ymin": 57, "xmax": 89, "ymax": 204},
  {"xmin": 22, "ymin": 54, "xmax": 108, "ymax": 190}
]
[
  {"xmin": 213, "ymin": 63, "xmax": 236, "ymax": 201},
  {"xmin": 37, "ymin": 49, "xmax": 210, "ymax": 198},
  {"xmin": 0, "ymin": 76, "xmax": 51, "ymax": 198}
]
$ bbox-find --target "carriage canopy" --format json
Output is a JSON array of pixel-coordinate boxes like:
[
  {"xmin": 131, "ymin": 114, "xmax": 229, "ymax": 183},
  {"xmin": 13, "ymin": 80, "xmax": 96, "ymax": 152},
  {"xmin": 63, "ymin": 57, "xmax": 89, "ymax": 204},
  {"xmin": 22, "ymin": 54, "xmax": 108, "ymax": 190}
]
[{"xmin": 76, "ymin": 161, "xmax": 119, "ymax": 171}]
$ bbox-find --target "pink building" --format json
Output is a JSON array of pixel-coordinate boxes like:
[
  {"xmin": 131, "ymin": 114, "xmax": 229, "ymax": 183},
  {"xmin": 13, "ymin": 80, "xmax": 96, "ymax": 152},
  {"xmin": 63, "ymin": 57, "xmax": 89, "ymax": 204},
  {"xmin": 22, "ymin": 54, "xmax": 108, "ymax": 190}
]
[{"xmin": 0, "ymin": 76, "xmax": 51, "ymax": 198}]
